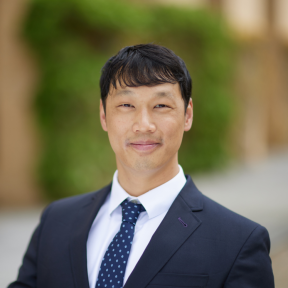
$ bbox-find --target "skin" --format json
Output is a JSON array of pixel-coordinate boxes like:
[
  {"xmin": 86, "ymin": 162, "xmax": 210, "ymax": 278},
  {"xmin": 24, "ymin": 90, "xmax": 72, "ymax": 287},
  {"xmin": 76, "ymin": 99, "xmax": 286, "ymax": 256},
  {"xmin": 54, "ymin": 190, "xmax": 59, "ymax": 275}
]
[{"xmin": 100, "ymin": 82, "xmax": 193, "ymax": 196}]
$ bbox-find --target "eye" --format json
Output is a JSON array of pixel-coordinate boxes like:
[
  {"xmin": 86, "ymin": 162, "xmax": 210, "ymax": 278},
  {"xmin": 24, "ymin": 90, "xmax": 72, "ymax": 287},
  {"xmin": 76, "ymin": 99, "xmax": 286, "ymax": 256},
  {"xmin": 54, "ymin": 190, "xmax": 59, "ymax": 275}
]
[
  {"xmin": 155, "ymin": 104, "xmax": 169, "ymax": 108},
  {"xmin": 119, "ymin": 104, "xmax": 134, "ymax": 108}
]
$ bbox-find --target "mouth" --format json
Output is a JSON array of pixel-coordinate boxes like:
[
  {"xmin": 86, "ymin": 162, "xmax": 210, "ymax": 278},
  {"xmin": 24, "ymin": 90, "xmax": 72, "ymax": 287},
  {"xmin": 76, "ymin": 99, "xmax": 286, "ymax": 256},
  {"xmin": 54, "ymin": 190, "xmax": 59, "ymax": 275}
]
[{"xmin": 128, "ymin": 140, "xmax": 161, "ymax": 152}]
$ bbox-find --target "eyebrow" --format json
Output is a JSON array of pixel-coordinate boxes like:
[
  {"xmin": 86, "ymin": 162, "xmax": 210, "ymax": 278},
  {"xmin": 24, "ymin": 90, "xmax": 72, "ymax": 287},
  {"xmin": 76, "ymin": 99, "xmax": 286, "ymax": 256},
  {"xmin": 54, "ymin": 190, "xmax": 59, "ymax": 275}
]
[
  {"xmin": 114, "ymin": 90, "xmax": 134, "ymax": 96},
  {"xmin": 154, "ymin": 91, "xmax": 174, "ymax": 98},
  {"xmin": 114, "ymin": 89, "xmax": 174, "ymax": 98}
]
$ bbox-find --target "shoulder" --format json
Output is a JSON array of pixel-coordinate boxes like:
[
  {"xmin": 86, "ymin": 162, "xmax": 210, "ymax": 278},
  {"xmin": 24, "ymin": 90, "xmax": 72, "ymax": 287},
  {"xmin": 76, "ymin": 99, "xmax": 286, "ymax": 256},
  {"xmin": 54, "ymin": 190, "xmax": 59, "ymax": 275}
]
[
  {"xmin": 198, "ymin": 193, "xmax": 268, "ymax": 244},
  {"xmin": 202, "ymin": 194, "xmax": 257, "ymax": 227},
  {"xmin": 41, "ymin": 183, "xmax": 111, "ymax": 222},
  {"xmin": 182, "ymin": 176, "xmax": 261, "ymax": 235}
]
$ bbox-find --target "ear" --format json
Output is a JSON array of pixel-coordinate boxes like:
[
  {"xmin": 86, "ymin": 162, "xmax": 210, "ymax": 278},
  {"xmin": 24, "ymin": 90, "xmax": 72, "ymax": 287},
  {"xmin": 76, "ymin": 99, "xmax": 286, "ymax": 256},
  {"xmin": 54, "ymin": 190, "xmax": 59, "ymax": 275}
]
[
  {"xmin": 100, "ymin": 99, "xmax": 108, "ymax": 132},
  {"xmin": 184, "ymin": 98, "xmax": 193, "ymax": 132}
]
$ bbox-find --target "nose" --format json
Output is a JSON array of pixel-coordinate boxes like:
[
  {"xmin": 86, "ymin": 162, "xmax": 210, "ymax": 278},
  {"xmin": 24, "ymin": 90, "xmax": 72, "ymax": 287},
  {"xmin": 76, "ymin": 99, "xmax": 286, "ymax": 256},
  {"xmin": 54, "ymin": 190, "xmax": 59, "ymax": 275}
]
[{"xmin": 132, "ymin": 109, "xmax": 156, "ymax": 133}]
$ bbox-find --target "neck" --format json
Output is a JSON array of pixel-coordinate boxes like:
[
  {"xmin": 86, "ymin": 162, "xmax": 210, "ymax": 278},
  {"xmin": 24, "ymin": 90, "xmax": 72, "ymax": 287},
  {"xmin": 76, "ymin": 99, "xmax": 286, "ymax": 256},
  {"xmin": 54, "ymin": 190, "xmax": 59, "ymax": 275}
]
[{"xmin": 116, "ymin": 158, "xmax": 180, "ymax": 197}]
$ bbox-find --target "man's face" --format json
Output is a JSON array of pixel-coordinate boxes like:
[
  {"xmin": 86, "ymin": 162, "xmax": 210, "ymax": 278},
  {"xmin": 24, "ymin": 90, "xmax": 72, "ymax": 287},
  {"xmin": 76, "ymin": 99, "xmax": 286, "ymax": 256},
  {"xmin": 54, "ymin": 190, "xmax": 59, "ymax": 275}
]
[{"xmin": 100, "ymin": 82, "xmax": 193, "ymax": 174}]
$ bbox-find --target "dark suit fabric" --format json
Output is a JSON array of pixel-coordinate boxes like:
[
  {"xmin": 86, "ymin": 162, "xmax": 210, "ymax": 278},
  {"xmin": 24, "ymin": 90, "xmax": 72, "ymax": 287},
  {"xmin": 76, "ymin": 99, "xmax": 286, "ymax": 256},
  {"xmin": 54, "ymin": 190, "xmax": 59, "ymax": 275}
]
[{"xmin": 8, "ymin": 176, "xmax": 274, "ymax": 288}]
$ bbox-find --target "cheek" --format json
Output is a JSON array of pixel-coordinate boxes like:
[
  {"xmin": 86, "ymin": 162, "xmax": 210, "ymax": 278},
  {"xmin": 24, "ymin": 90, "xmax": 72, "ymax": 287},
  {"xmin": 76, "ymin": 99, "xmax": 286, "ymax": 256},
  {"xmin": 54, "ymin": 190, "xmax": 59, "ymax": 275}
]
[
  {"xmin": 106, "ymin": 108, "xmax": 131, "ymax": 129},
  {"xmin": 106, "ymin": 118, "xmax": 129, "ymax": 150},
  {"xmin": 161, "ymin": 118, "xmax": 184, "ymax": 145}
]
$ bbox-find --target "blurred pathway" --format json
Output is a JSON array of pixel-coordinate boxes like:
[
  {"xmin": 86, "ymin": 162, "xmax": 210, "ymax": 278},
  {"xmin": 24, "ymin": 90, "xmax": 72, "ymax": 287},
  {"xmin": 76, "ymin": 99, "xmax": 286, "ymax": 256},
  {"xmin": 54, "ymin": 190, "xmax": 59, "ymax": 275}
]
[
  {"xmin": 1, "ymin": 150, "xmax": 288, "ymax": 287},
  {"xmin": 0, "ymin": 208, "xmax": 43, "ymax": 287}
]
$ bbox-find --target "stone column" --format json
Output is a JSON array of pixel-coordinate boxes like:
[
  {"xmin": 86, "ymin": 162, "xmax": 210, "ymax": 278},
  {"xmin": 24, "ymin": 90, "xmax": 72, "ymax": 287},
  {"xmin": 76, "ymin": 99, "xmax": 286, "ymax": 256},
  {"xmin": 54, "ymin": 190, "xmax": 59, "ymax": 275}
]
[{"xmin": 0, "ymin": 0, "xmax": 41, "ymax": 206}]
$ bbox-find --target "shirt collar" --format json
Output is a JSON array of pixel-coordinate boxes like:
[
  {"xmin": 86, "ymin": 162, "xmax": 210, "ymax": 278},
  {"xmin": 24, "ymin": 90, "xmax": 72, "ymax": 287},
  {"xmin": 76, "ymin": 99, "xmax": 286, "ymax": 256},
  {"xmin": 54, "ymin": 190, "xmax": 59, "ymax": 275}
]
[{"xmin": 108, "ymin": 165, "xmax": 187, "ymax": 219}]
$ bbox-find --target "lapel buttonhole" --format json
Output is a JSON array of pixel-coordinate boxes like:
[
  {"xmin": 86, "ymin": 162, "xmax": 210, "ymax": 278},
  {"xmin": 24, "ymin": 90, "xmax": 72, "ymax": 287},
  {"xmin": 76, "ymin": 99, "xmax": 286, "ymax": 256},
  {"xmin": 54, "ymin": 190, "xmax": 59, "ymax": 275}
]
[{"xmin": 178, "ymin": 217, "xmax": 188, "ymax": 227}]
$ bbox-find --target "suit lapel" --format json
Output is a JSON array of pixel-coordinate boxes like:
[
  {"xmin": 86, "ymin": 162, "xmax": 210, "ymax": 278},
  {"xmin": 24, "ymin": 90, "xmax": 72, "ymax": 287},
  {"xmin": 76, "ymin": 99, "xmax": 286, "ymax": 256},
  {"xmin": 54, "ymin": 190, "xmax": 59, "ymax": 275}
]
[
  {"xmin": 124, "ymin": 176, "xmax": 203, "ymax": 288},
  {"xmin": 69, "ymin": 184, "xmax": 111, "ymax": 288}
]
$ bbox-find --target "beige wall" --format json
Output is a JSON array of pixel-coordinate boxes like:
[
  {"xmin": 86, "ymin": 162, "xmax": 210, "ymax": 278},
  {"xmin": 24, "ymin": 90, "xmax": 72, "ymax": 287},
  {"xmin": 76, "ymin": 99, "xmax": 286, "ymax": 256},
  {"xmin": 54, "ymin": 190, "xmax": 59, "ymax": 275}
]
[
  {"xmin": 275, "ymin": 0, "xmax": 288, "ymax": 43},
  {"xmin": 223, "ymin": 0, "xmax": 288, "ymax": 161},
  {"xmin": 0, "ymin": 0, "xmax": 41, "ymax": 206},
  {"xmin": 223, "ymin": 0, "xmax": 288, "ymax": 42},
  {"xmin": 222, "ymin": 0, "xmax": 267, "ymax": 38}
]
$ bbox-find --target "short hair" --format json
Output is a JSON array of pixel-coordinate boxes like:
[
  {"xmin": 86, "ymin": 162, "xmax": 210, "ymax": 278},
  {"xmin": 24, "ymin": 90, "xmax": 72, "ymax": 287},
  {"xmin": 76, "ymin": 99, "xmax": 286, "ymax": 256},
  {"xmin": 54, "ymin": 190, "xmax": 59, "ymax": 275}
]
[{"xmin": 100, "ymin": 43, "xmax": 192, "ymax": 113}]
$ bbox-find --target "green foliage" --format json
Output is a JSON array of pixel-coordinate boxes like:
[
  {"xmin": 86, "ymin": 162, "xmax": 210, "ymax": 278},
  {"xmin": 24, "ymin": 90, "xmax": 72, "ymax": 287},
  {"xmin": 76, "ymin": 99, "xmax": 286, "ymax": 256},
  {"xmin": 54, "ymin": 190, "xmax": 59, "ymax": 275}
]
[{"xmin": 24, "ymin": 0, "xmax": 234, "ymax": 200}]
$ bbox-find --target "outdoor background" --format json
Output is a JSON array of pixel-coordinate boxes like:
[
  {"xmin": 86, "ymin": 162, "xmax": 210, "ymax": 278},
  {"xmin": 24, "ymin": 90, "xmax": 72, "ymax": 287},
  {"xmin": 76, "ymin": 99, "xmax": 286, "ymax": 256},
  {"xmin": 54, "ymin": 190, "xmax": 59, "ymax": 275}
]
[{"xmin": 0, "ymin": 0, "xmax": 288, "ymax": 287}]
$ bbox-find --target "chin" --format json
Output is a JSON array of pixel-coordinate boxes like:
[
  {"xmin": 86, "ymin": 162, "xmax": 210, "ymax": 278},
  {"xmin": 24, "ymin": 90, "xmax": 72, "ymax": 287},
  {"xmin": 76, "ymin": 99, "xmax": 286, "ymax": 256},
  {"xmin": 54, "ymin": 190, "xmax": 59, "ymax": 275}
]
[{"xmin": 130, "ymin": 158, "xmax": 161, "ymax": 172}]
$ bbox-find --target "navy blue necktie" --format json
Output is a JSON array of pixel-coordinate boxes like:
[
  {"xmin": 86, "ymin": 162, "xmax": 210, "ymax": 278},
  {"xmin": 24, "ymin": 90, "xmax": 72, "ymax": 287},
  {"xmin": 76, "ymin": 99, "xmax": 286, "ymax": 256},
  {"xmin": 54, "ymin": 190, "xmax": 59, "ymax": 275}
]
[{"xmin": 95, "ymin": 199, "xmax": 145, "ymax": 288}]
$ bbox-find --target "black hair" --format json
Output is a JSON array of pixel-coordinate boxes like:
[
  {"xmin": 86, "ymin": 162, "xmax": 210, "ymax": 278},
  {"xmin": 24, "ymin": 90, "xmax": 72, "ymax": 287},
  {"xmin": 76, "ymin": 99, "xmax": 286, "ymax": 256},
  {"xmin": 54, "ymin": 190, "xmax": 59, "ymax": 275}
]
[{"xmin": 100, "ymin": 43, "xmax": 192, "ymax": 112}]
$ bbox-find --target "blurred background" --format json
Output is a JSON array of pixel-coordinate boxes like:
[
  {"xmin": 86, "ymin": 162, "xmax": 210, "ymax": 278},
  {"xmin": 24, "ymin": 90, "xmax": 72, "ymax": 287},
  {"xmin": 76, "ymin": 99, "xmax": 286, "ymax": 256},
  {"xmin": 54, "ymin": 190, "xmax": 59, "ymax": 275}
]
[{"xmin": 0, "ymin": 0, "xmax": 288, "ymax": 287}]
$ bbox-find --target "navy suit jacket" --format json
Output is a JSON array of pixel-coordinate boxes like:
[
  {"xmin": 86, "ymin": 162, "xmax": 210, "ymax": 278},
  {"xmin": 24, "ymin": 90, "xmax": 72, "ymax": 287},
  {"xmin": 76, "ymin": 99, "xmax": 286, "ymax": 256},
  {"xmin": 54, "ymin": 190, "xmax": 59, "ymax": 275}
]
[{"xmin": 9, "ymin": 176, "xmax": 274, "ymax": 288}]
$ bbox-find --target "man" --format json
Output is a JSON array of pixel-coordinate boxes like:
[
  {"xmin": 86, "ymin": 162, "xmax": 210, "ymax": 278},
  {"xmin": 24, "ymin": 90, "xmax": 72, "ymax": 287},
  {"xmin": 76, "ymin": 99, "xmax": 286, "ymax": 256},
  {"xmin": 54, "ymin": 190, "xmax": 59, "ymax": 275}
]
[{"xmin": 9, "ymin": 44, "xmax": 274, "ymax": 288}]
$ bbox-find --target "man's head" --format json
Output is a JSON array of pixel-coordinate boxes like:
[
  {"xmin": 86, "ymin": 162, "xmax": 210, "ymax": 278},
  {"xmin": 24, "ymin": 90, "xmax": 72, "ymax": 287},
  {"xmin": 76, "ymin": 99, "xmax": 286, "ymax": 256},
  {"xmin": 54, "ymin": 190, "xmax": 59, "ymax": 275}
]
[
  {"xmin": 99, "ymin": 44, "xmax": 193, "ymax": 177},
  {"xmin": 100, "ymin": 44, "xmax": 192, "ymax": 113}
]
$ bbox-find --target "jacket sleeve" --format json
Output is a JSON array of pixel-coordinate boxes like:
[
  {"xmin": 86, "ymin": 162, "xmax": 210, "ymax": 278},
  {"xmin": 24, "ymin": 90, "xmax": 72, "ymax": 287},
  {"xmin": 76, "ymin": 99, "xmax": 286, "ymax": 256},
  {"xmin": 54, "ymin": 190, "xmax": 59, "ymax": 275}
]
[
  {"xmin": 224, "ymin": 225, "xmax": 275, "ymax": 288},
  {"xmin": 7, "ymin": 204, "xmax": 53, "ymax": 288}
]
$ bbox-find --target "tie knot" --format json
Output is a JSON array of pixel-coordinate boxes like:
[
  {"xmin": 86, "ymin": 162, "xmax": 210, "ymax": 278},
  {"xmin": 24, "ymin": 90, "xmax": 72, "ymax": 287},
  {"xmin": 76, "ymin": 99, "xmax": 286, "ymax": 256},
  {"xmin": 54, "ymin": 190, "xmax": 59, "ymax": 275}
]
[{"xmin": 120, "ymin": 199, "xmax": 145, "ymax": 225}]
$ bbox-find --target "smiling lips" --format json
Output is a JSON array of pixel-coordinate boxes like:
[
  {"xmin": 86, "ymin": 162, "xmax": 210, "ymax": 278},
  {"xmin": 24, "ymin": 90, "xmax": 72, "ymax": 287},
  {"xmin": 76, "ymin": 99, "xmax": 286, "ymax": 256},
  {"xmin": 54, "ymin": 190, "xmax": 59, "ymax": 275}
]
[{"xmin": 129, "ymin": 141, "xmax": 160, "ymax": 151}]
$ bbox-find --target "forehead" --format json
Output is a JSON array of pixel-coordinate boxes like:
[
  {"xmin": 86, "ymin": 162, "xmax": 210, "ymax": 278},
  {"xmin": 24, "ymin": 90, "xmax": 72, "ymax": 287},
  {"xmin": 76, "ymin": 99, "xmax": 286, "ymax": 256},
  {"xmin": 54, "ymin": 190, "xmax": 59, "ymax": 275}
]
[{"xmin": 108, "ymin": 82, "xmax": 182, "ymax": 100}]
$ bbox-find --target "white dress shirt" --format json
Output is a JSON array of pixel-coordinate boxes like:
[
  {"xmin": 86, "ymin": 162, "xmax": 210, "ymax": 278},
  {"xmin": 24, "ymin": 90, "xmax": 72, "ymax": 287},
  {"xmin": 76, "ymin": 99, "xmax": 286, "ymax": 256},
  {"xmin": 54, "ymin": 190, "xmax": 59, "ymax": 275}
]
[{"xmin": 87, "ymin": 165, "xmax": 187, "ymax": 288}]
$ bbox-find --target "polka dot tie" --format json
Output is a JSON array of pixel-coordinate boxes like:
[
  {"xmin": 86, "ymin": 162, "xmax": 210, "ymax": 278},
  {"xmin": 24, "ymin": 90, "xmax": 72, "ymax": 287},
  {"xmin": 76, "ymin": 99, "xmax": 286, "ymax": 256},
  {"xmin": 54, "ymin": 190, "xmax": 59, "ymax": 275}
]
[{"xmin": 95, "ymin": 199, "xmax": 146, "ymax": 288}]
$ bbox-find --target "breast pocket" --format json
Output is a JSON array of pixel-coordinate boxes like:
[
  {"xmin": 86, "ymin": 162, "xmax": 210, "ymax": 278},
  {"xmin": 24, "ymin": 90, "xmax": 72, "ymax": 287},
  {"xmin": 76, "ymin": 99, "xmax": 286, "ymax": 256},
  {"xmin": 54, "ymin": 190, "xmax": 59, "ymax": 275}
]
[{"xmin": 147, "ymin": 273, "xmax": 209, "ymax": 288}]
